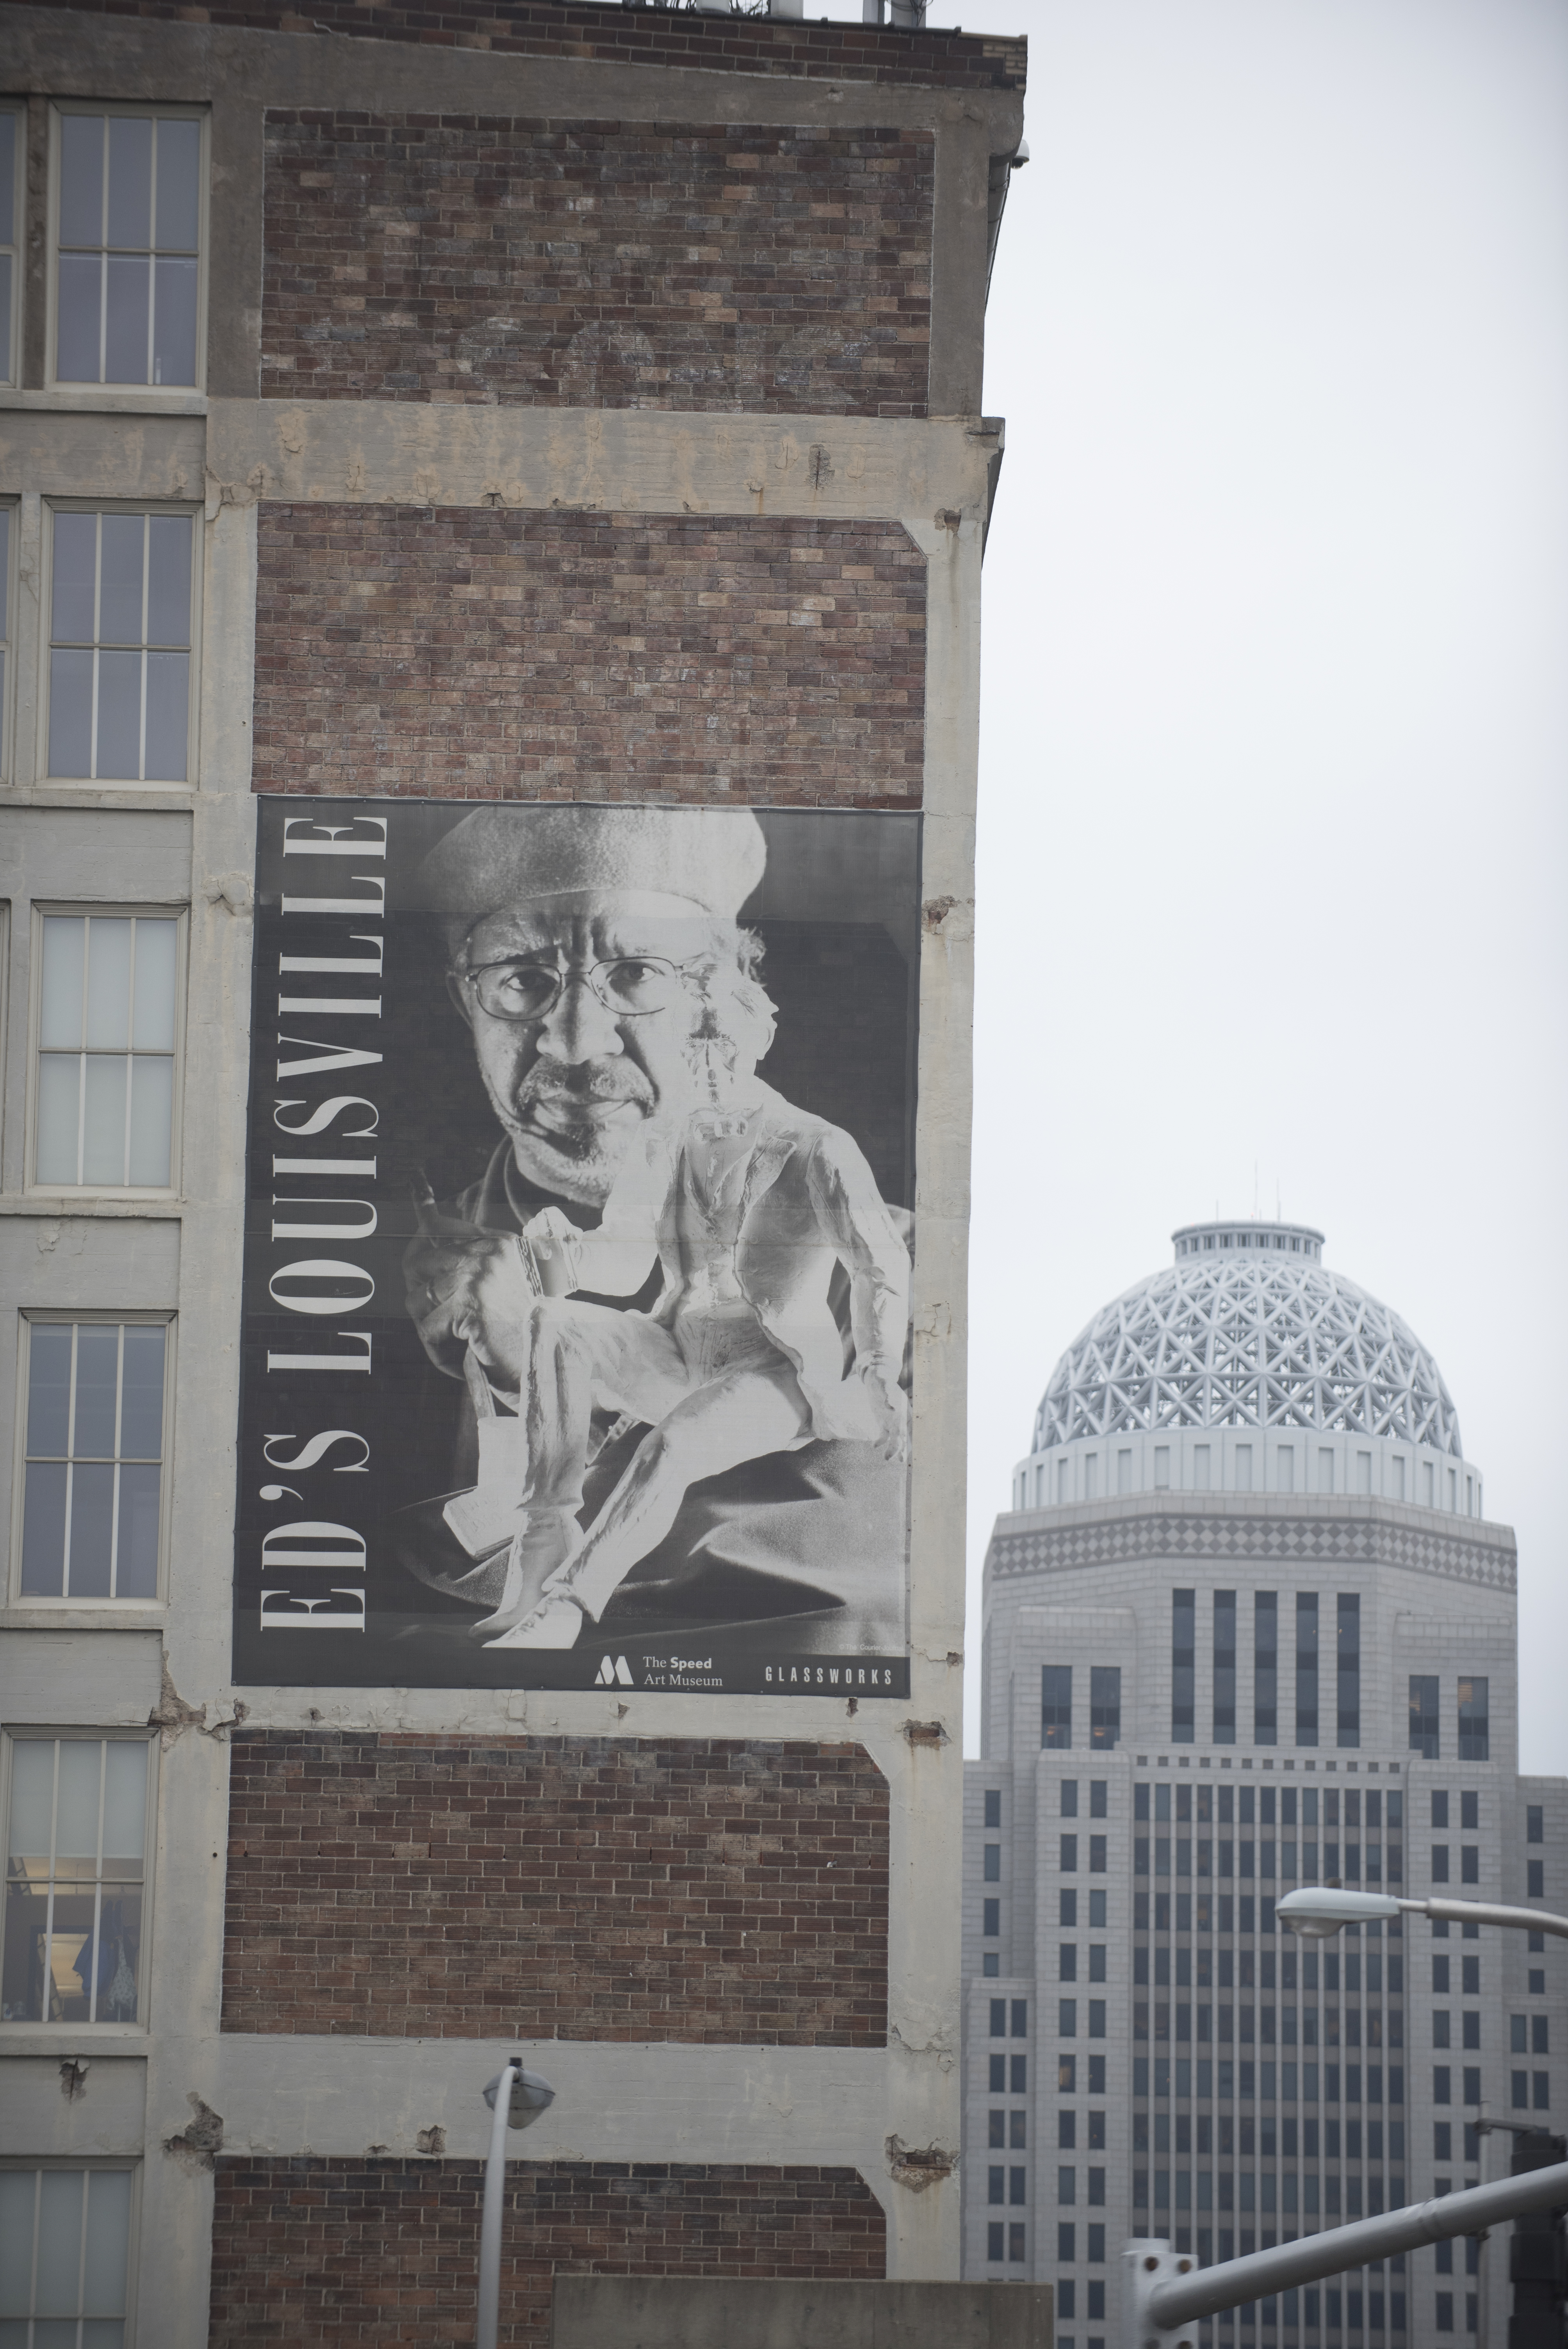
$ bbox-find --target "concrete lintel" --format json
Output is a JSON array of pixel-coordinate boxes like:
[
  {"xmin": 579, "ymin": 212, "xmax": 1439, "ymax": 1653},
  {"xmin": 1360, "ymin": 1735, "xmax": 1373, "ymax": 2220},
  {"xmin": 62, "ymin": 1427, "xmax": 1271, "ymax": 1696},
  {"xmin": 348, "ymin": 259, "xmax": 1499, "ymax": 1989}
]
[
  {"xmin": 205, "ymin": 401, "xmax": 994, "ymax": 527},
  {"xmin": 213, "ymin": 2035, "xmax": 953, "ymax": 2173},
  {"xmin": 0, "ymin": 410, "xmax": 207, "ymax": 499}
]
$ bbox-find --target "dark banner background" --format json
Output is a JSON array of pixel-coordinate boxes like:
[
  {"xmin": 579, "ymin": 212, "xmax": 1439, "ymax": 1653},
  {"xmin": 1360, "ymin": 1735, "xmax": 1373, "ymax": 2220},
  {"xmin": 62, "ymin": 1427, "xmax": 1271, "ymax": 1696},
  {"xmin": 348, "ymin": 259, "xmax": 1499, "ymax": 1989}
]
[{"xmin": 232, "ymin": 799, "xmax": 919, "ymax": 1692}]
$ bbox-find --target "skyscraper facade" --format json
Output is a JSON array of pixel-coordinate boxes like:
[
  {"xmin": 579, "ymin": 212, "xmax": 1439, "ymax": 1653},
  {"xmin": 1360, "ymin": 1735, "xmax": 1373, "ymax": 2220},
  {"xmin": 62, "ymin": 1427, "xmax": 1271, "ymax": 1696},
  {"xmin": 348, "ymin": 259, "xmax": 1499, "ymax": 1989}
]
[{"xmin": 963, "ymin": 1219, "xmax": 1566, "ymax": 2349}]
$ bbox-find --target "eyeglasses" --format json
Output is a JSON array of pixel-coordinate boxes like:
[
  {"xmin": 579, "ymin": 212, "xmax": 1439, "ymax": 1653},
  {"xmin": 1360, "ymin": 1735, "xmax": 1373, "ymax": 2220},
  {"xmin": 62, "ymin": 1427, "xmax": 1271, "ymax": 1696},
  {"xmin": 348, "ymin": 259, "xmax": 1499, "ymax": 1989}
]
[{"xmin": 461, "ymin": 955, "xmax": 695, "ymax": 1024}]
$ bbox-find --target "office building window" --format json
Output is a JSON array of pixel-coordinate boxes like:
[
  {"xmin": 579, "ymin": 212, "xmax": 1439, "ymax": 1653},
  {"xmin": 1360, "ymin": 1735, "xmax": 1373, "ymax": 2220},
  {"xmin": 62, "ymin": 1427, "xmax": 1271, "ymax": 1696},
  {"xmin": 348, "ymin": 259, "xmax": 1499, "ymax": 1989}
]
[
  {"xmin": 985, "ymin": 1789, "xmax": 1001, "ymax": 1829},
  {"xmin": 1527, "ymin": 1807, "xmax": 1544, "ymax": 1844},
  {"xmin": 1172, "ymin": 1589, "xmax": 1196, "ymax": 1743},
  {"xmin": 1090, "ymin": 1666, "xmax": 1121, "ymax": 1750},
  {"xmin": 1457, "ymin": 1679, "xmax": 1489, "ymax": 1763},
  {"xmin": 0, "ymin": 501, "xmax": 11, "ymax": 773},
  {"xmin": 2, "ymin": 1736, "xmax": 150, "ymax": 2023},
  {"xmin": 55, "ymin": 108, "xmax": 203, "ymax": 387},
  {"xmin": 987, "ymin": 2221, "xmax": 1003, "ymax": 2260},
  {"xmin": 982, "ymin": 1900, "xmax": 999, "ymax": 1937},
  {"xmin": 1043, "ymin": 1666, "xmax": 1073, "ymax": 1749},
  {"xmin": 1213, "ymin": 1590, "xmax": 1236, "ymax": 1745},
  {"xmin": 1009, "ymin": 2223, "xmax": 1025, "ymax": 2263},
  {"xmin": 0, "ymin": 2165, "xmax": 136, "ymax": 2338},
  {"xmin": 1337, "ymin": 1594, "xmax": 1360, "ymax": 1749},
  {"xmin": 1409, "ymin": 1677, "xmax": 1440, "ymax": 1761},
  {"xmin": 18, "ymin": 1319, "xmax": 169, "ymax": 1600},
  {"xmin": 0, "ymin": 109, "xmax": 18, "ymax": 383},
  {"xmin": 48, "ymin": 506, "xmax": 196, "ymax": 781},
  {"xmin": 1254, "ymin": 1592, "xmax": 1278, "ymax": 1744},
  {"xmin": 1295, "ymin": 1593, "xmax": 1319, "ymax": 1747},
  {"xmin": 1528, "ymin": 1861, "xmax": 1545, "ymax": 1898},
  {"xmin": 34, "ymin": 913, "xmax": 180, "ymax": 1189}
]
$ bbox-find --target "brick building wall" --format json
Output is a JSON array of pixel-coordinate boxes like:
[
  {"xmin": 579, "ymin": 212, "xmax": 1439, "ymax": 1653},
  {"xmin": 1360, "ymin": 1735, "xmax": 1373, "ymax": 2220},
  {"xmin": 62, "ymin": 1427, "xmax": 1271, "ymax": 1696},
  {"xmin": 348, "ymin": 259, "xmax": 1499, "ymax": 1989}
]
[
  {"xmin": 209, "ymin": 2159, "xmax": 886, "ymax": 2348},
  {"xmin": 222, "ymin": 1733, "xmax": 890, "ymax": 2042},
  {"xmin": 262, "ymin": 116, "xmax": 933, "ymax": 415},
  {"xmin": 251, "ymin": 508, "xmax": 926, "ymax": 802}
]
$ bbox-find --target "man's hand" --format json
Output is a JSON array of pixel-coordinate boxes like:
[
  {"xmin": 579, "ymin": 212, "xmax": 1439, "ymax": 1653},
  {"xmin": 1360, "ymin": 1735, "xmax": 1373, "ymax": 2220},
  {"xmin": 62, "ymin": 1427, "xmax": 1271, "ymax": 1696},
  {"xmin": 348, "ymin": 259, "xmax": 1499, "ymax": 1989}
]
[
  {"xmin": 521, "ymin": 1207, "xmax": 584, "ymax": 1297},
  {"xmin": 859, "ymin": 1364, "xmax": 910, "ymax": 1463},
  {"xmin": 404, "ymin": 1183, "xmax": 540, "ymax": 1388}
]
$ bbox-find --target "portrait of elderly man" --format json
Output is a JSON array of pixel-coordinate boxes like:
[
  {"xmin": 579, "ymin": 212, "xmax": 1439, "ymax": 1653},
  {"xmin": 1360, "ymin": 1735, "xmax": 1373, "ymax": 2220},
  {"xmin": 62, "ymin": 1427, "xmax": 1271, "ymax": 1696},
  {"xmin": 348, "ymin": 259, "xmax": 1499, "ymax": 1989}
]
[{"xmin": 401, "ymin": 802, "xmax": 914, "ymax": 1654}]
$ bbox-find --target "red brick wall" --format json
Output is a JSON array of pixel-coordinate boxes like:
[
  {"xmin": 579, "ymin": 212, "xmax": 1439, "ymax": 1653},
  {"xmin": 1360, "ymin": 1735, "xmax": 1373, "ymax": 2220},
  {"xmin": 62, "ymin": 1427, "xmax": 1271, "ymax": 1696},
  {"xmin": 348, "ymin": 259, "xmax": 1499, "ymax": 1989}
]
[
  {"xmin": 251, "ymin": 508, "xmax": 925, "ymax": 804},
  {"xmin": 262, "ymin": 116, "xmax": 932, "ymax": 417},
  {"xmin": 222, "ymin": 1734, "xmax": 889, "ymax": 2042},
  {"xmin": 21, "ymin": 1, "xmax": 1025, "ymax": 92},
  {"xmin": 210, "ymin": 2160, "xmax": 885, "ymax": 2348}
]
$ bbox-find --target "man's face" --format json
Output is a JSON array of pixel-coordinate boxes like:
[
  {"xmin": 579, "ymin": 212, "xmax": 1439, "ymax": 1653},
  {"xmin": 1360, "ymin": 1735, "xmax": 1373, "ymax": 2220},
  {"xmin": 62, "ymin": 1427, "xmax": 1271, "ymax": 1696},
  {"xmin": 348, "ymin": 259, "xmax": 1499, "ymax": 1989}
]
[{"xmin": 453, "ymin": 894, "xmax": 731, "ymax": 1206}]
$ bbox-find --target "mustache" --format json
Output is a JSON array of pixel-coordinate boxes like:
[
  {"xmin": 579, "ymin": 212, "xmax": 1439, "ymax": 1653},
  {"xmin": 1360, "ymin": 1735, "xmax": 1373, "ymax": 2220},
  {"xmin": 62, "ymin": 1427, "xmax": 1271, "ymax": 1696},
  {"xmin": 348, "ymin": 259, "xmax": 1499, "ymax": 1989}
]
[{"xmin": 514, "ymin": 1062, "xmax": 656, "ymax": 1109}]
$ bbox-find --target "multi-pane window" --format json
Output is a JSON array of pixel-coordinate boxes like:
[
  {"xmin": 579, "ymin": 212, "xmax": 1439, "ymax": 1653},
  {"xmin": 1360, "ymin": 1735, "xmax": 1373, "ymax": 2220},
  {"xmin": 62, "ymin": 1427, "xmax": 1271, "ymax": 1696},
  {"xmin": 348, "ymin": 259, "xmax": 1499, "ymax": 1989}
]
[
  {"xmin": 19, "ymin": 1321, "xmax": 169, "ymax": 1600},
  {"xmin": 34, "ymin": 913, "xmax": 180, "ymax": 1188},
  {"xmin": 0, "ymin": 2165, "xmax": 135, "ymax": 2344},
  {"xmin": 1042, "ymin": 1665, "xmax": 1072, "ymax": 1749},
  {"xmin": 1337, "ymin": 1593, "xmax": 1361, "ymax": 1748},
  {"xmin": 1410, "ymin": 1676, "xmax": 1440, "ymax": 1760},
  {"xmin": 55, "ymin": 109, "xmax": 202, "ymax": 387},
  {"xmin": 1172, "ymin": 1588, "xmax": 1195, "ymax": 1742},
  {"xmin": 1254, "ymin": 1591, "xmax": 1278, "ymax": 1743},
  {"xmin": 0, "ymin": 109, "xmax": 18, "ymax": 383},
  {"xmin": 0, "ymin": 501, "xmax": 12, "ymax": 768},
  {"xmin": 1458, "ymin": 1677, "xmax": 1489, "ymax": 1763},
  {"xmin": 1089, "ymin": 1665, "xmax": 1120, "ymax": 1749},
  {"xmin": 1213, "ymin": 1589, "xmax": 1237, "ymax": 1744},
  {"xmin": 2, "ymin": 1736, "xmax": 149, "ymax": 2024},
  {"xmin": 1295, "ymin": 1592, "xmax": 1319, "ymax": 1746},
  {"xmin": 48, "ymin": 508, "xmax": 195, "ymax": 781}
]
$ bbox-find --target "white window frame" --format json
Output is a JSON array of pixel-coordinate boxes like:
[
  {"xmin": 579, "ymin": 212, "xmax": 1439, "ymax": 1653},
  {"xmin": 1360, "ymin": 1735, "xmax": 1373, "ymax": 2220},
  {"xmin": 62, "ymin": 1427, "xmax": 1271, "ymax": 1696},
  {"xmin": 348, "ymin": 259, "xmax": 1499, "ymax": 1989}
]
[
  {"xmin": 39, "ymin": 499, "xmax": 202, "ymax": 790},
  {"xmin": 0, "ymin": 2158, "xmax": 143, "ymax": 2341},
  {"xmin": 46, "ymin": 100, "xmax": 209, "ymax": 398},
  {"xmin": 11, "ymin": 1312, "xmax": 176, "ymax": 1609},
  {"xmin": 0, "ymin": 104, "xmax": 21, "ymax": 390},
  {"xmin": 0, "ymin": 1730, "xmax": 157, "ymax": 2035},
  {"xmin": 0, "ymin": 494, "xmax": 16, "ymax": 784},
  {"xmin": 25, "ymin": 902, "xmax": 189, "ymax": 1199}
]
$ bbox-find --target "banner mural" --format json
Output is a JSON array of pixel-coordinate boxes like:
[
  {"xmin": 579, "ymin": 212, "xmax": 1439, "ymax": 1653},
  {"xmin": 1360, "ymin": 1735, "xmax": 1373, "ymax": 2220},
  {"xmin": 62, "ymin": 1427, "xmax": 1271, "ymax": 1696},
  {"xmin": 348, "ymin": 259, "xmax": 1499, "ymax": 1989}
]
[{"xmin": 232, "ymin": 798, "xmax": 919, "ymax": 1693}]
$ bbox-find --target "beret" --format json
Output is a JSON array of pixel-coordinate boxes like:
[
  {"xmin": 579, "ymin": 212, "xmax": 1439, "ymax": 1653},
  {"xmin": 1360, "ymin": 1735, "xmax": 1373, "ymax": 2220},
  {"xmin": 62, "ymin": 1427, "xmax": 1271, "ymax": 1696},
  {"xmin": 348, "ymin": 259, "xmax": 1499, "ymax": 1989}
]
[{"xmin": 419, "ymin": 804, "xmax": 768, "ymax": 939}]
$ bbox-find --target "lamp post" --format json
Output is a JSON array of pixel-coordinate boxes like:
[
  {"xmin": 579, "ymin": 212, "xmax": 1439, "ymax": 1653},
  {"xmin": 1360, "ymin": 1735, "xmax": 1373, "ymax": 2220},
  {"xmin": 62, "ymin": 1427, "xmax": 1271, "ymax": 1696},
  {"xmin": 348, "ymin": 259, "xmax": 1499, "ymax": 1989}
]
[
  {"xmin": 477, "ymin": 2060, "xmax": 556, "ymax": 2349},
  {"xmin": 1274, "ymin": 1887, "xmax": 1568, "ymax": 2349}
]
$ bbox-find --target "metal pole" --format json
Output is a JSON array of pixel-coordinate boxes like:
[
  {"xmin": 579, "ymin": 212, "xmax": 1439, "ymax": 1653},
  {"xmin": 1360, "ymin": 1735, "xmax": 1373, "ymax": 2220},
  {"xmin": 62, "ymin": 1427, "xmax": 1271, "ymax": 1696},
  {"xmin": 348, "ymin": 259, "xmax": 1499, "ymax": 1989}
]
[
  {"xmin": 1131, "ymin": 2158, "xmax": 1568, "ymax": 2340},
  {"xmin": 1483, "ymin": 2105, "xmax": 1493, "ymax": 2349},
  {"xmin": 476, "ymin": 2060, "xmax": 518, "ymax": 2349},
  {"xmin": 1406, "ymin": 1898, "xmax": 1568, "ymax": 1943}
]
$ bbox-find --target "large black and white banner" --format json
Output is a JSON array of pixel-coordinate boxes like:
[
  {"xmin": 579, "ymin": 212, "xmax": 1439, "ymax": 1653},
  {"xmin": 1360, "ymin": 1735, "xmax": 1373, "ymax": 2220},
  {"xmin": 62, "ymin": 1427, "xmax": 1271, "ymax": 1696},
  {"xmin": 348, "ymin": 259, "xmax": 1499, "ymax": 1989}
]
[{"xmin": 233, "ymin": 798, "xmax": 918, "ymax": 1693}]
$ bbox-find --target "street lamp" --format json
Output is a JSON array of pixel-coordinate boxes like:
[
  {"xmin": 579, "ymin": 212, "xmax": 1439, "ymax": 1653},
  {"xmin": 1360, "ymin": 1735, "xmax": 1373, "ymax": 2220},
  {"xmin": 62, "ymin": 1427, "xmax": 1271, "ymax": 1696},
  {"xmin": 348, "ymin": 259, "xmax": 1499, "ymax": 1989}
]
[
  {"xmin": 1278, "ymin": 1888, "xmax": 1568, "ymax": 1942},
  {"xmin": 477, "ymin": 2060, "xmax": 556, "ymax": 2349},
  {"xmin": 1276, "ymin": 1884, "xmax": 1568, "ymax": 2349}
]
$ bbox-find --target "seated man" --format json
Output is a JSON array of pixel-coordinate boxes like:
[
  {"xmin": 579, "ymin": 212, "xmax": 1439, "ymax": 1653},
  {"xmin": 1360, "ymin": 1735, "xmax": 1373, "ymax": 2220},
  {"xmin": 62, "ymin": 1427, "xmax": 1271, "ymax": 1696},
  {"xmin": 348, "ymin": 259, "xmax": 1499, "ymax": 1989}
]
[{"xmin": 475, "ymin": 1037, "xmax": 910, "ymax": 1646}]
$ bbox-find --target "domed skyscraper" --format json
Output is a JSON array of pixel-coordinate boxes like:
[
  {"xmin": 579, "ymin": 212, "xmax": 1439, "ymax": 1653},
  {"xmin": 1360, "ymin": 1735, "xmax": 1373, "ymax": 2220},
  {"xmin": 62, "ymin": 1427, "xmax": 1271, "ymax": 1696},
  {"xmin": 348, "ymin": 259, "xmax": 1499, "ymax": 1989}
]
[{"xmin": 961, "ymin": 1221, "xmax": 1564, "ymax": 2349}]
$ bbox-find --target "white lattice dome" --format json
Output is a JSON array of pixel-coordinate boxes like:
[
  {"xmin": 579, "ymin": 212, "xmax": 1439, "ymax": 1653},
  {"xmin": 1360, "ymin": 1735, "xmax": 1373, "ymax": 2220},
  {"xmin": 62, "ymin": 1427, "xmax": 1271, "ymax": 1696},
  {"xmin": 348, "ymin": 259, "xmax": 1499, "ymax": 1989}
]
[{"xmin": 1012, "ymin": 1222, "xmax": 1482, "ymax": 1518}]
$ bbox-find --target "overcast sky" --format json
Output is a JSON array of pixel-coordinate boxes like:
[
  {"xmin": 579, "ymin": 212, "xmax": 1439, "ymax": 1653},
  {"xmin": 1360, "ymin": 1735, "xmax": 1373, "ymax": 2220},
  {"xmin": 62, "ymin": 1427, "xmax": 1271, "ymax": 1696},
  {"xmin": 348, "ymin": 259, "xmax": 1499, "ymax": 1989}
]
[{"xmin": 926, "ymin": 0, "xmax": 1568, "ymax": 1766}]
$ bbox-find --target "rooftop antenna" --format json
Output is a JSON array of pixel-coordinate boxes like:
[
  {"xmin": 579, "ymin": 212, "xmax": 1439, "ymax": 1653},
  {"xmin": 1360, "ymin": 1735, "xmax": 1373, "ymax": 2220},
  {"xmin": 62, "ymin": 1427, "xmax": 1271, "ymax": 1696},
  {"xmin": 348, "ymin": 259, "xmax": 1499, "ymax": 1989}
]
[{"xmin": 1253, "ymin": 1160, "xmax": 1259, "ymax": 1220}]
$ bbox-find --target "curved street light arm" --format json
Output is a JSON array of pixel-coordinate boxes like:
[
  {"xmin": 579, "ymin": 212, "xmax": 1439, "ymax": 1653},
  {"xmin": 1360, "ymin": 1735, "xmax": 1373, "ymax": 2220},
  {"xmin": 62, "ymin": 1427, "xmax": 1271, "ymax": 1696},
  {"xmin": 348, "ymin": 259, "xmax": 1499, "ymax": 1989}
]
[
  {"xmin": 1399, "ymin": 1896, "xmax": 1568, "ymax": 1941},
  {"xmin": 1136, "ymin": 2160, "xmax": 1568, "ymax": 2339}
]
